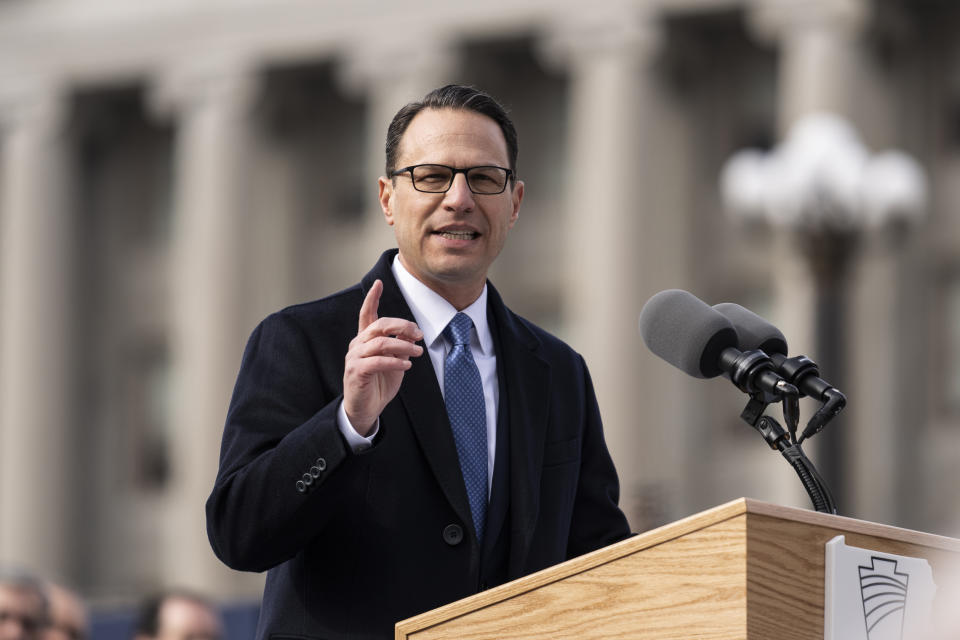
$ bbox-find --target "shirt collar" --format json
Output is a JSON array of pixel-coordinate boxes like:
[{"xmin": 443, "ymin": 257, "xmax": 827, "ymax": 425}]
[{"xmin": 391, "ymin": 254, "xmax": 493, "ymax": 355}]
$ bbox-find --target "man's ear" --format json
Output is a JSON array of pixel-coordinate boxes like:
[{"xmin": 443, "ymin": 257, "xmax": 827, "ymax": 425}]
[
  {"xmin": 508, "ymin": 180, "xmax": 524, "ymax": 228},
  {"xmin": 378, "ymin": 176, "xmax": 395, "ymax": 226}
]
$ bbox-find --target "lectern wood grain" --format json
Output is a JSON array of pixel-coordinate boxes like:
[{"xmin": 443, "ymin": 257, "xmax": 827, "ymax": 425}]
[{"xmin": 395, "ymin": 499, "xmax": 960, "ymax": 640}]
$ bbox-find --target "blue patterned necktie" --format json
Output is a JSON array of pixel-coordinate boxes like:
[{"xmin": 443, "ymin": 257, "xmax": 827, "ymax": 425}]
[{"xmin": 443, "ymin": 312, "xmax": 488, "ymax": 544}]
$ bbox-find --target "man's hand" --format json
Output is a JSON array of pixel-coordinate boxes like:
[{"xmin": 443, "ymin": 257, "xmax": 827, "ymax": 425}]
[{"xmin": 343, "ymin": 279, "xmax": 423, "ymax": 435}]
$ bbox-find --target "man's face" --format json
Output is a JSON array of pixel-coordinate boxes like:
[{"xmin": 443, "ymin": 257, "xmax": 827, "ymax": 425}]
[
  {"xmin": 154, "ymin": 597, "xmax": 222, "ymax": 640},
  {"xmin": 42, "ymin": 585, "xmax": 87, "ymax": 640},
  {"xmin": 379, "ymin": 108, "xmax": 524, "ymax": 306},
  {"xmin": 0, "ymin": 585, "xmax": 45, "ymax": 640}
]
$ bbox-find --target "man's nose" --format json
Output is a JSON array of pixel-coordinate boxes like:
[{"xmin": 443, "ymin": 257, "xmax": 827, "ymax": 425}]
[{"xmin": 443, "ymin": 173, "xmax": 475, "ymax": 211}]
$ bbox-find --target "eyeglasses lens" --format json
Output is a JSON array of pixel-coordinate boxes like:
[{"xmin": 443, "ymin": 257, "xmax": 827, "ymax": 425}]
[{"xmin": 410, "ymin": 165, "xmax": 507, "ymax": 194}]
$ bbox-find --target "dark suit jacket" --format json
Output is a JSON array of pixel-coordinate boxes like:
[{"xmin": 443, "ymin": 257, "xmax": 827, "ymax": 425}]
[{"xmin": 206, "ymin": 249, "xmax": 631, "ymax": 640}]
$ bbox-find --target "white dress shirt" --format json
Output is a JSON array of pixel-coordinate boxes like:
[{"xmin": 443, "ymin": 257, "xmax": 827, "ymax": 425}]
[{"xmin": 337, "ymin": 256, "xmax": 499, "ymax": 494}]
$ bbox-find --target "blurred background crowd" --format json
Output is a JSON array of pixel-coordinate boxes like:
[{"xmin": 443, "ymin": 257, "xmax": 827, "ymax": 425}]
[
  {"xmin": 0, "ymin": 573, "xmax": 227, "ymax": 640},
  {"xmin": 1, "ymin": 0, "xmax": 959, "ymax": 637}
]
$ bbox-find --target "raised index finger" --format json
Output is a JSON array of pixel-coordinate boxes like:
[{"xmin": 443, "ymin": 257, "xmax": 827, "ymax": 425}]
[
  {"xmin": 358, "ymin": 279, "xmax": 383, "ymax": 333},
  {"xmin": 359, "ymin": 316, "xmax": 423, "ymax": 343}
]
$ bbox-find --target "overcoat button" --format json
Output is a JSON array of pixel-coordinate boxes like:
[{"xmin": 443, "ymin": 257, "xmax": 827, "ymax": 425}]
[
  {"xmin": 309, "ymin": 466, "xmax": 321, "ymax": 478},
  {"xmin": 302, "ymin": 473, "xmax": 313, "ymax": 485},
  {"xmin": 442, "ymin": 524, "xmax": 464, "ymax": 546},
  {"xmin": 316, "ymin": 457, "xmax": 327, "ymax": 471},
  {"xmin": 295, "ymin": 480, "xmax": 307, "ymax": 494}
]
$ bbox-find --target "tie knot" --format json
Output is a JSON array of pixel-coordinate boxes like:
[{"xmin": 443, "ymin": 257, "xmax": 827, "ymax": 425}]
[{"xmin": 445, "ymin": 312, "xmax": 474, "ymax": 347}]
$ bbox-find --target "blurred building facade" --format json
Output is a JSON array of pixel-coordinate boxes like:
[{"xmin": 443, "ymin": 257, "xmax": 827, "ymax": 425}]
[{"xmin": 0, "ymin": 0, "xmax": 958, "ymax": 609}]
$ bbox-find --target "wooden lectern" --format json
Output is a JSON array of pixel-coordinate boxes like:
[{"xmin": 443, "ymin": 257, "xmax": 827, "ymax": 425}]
[{"xmin": 395, "ymin": 498, "xmax": 960, "ymax": 639}]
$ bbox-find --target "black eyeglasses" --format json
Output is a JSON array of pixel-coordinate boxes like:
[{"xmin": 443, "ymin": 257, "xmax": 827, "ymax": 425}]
[
  {"xmin": 0, "ymin": 609, "xmax": 45, "ymax": 637},
  {"xmin": 390, "ymin": 164, "xmax": 514, "ymax": 195}
]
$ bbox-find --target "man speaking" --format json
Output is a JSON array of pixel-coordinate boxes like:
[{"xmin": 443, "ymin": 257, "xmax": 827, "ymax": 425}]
[{"xmin": 206, "ymin": 85, "xmax": 631, "ymax": 640}]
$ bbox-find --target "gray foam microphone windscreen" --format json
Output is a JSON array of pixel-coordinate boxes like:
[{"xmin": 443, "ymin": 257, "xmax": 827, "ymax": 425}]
[
  {"xmin": 712, "ymin": 303, "xmax": 788, "ymax": 356},
  {"xmin": 638, "ymin": 289, "xmax": 738, "ymax": 378}
]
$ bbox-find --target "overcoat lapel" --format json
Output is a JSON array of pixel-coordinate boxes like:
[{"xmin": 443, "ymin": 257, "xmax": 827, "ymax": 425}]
[
  {"xmin": 486, "ymin": 284, "xmax": 551, "ymax": 576},
  {"xmin": 359, "ymin": 251, "xmax": 552, "ymax": 559},
  {"xmin": 361, "ymin": 252, "xmax": 475, "ymax": 540}
]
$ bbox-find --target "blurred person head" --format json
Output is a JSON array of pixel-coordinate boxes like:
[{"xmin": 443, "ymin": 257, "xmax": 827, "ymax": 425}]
[
  {"xmin": 41, "ymin": 583, "xmax": 87, "ymax": 640},
  {"xmin": 0, "ymin": 570, "xmax": 48, "ymax": 640},
  {"xmin": 133, "ymin": 591, "xmax": 222, "ymax": 640}
]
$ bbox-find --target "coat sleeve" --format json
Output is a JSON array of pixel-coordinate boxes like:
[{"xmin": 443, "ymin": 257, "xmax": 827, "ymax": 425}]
[
  {"xmin": 205, "ymin": 308, "xmax": 362, "ymax": 572},
  {"xmin": 565, "ymin": 355, "xmax": 633, "ymax": 558}
]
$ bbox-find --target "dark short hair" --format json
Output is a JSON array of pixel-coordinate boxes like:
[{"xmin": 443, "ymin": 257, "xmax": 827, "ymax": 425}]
[
  {"xmin": 0, "ymin": 569, "xmax": 49, "ymax": 638},
  {"xmin": 0, "ymin": 569, "xmax": 49, "ymax": 619},
  {"xmin": 133, "ymin": 589, "xmax": 217, "ymax": 637},
  {"xmin": 385, "ymin": 84, "xmax": 519, "ymax": 177}
]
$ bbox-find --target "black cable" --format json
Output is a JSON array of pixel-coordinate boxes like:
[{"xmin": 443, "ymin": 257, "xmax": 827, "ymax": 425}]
[
  {"xmin": 797, "ymin": 448, "xmax": 838, "ymax": 514},
  {"xmin": 777, "ymin": 441, "xmax": 837, "ymax": 514},
  {"xmin": 778, "ymin": 443, "xmax": 829, "ymax": 512}
]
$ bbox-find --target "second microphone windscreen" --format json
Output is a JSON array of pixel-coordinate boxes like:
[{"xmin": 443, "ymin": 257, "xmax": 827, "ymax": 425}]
[
  {"xmin": 639, "ymin": 289, "xmax": 738, "ymax": 378},
  {"xmin": 712, "ymin": 302, "xmax": 788, "ymax": 355}
]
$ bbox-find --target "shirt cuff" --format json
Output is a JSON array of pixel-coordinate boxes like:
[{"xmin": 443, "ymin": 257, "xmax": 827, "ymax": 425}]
[{"xmin": 337, "ymin": 401, "xmax": 378, "ymax": 452}]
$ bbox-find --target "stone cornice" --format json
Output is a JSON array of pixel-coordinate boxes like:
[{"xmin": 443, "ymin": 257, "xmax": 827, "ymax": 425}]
[
  {"xmin": 0, "ymin": 0, "xmax": 546, "ymax": 83},
  {"xmin": 0, "ymin": 0, "xmax": 751, "ymax": 86},
  {"xmin": 747, "ymin": 0, "xmax": 871, "ymax": 45}
]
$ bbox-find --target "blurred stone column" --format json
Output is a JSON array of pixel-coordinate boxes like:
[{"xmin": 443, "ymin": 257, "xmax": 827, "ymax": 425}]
[
  {"xmin": 848, "ymin": 244, "xmax": 900, "ymax": 524},
  {"xmin": 150, "ymin": 60, "xmax": 262, "ymax": 595},
  {"xmin": 748, "ymin": 0, "xmax": 872, "ymax": 512},
  {"xmin": 338, "ymin": 38, "xmax": 456, "ymax": 265},
  {"xmin": 541, "ymin": 8, "xmax": 667, "ymax": 529},
  {"xmin": 750, "ymin": 0, "xmax": 870, "ymax": 134},
  {"xmin": 0, "ymin": 82, "xmax": 75, "ymax": 576}
]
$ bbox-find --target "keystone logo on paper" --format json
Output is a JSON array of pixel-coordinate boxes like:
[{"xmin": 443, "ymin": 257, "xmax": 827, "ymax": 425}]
[
  {"xmin": 859, "ymin": 556, "xmax": 909, "ymax": 639},
  {"xmin": 825, "ymin": 536, "xmax": 937, "ymax": 640}
]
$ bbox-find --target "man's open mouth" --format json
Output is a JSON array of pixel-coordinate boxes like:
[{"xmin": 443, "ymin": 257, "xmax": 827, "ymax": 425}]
[{"xmin": 435, "ymin": 230, "xmax": 479, "ymax": 240}]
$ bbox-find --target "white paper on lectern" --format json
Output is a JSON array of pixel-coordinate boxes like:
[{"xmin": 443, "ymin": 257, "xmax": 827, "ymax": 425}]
[{"xmin": 824, "ymin": 535, "xmax": 937, "ymax": 640}]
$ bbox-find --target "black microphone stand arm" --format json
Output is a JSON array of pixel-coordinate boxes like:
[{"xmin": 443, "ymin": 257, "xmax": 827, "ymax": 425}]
[
  {"xmin": 769, "ymin": 354, "xmax": 847, "ymax": 444},
  {"xmin": 727, "ymin": 350, "xmax": 838, "ymax": 514}
]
